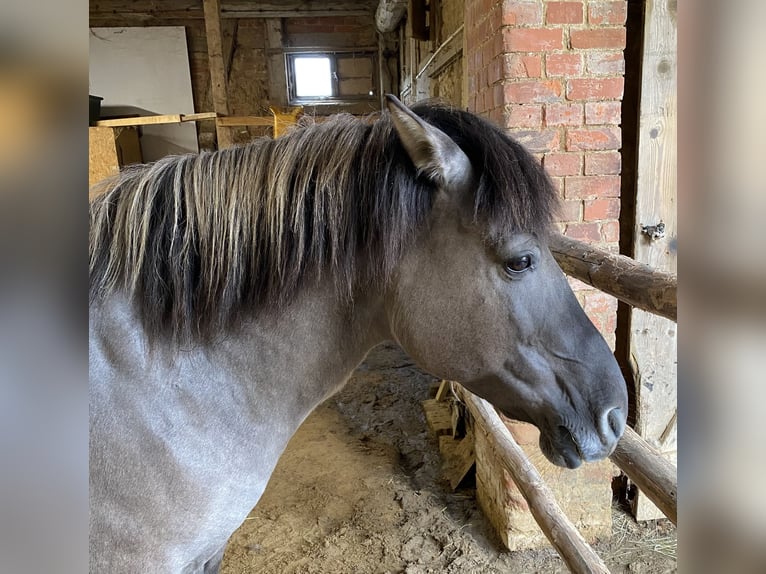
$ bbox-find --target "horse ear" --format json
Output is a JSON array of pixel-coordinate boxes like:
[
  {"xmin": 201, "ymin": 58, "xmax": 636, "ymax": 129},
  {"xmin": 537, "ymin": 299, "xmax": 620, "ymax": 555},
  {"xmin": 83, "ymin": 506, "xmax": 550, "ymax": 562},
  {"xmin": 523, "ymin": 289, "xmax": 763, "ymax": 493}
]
[{"xmin": 385, "ymin": 94, "xmax": 472, "ymax": 190}]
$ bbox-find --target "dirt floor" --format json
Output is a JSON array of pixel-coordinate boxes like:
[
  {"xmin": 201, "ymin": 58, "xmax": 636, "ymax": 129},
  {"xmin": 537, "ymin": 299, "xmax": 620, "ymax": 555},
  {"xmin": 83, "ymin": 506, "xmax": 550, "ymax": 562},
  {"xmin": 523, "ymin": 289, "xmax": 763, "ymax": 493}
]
[{"xmin": 221, "ymin": 343, "xmax": 676, "ymax": 573}]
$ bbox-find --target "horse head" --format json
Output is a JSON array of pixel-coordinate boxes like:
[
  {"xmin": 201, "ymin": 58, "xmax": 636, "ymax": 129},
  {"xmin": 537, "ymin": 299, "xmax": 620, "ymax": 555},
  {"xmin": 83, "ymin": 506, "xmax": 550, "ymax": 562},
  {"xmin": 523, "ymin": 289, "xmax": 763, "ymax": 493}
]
[{"xmin": 384, "ymin": 96, "xmax": 627, "ymax": 469}]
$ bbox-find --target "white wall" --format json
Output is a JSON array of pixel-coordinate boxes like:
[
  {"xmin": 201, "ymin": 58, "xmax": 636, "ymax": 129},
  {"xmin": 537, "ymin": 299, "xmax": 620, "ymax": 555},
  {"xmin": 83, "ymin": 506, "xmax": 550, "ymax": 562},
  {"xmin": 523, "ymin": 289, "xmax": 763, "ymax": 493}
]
[{"xmin": 89, "ymin": 26, "xmax": 199, "ymax": 161}]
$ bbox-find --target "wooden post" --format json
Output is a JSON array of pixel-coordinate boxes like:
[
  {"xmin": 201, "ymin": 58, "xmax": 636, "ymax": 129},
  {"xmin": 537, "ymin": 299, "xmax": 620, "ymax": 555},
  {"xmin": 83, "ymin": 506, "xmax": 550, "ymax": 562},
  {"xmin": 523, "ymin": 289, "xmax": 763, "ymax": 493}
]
[
  {"xmin": 548, "ymin": 233, "xmax": 677, "ymax": 322},
  {"xmin": 628, "ymin": 0, "xmax": 678, "ymax": 520},
  {"xmin": 463, "ymin": 391, "xmax": 611, "ymax": 574},
  {"xmin": 609, "ymin": 427, "xmax": 677, "ymax": 525},
  {"xmin": 265, "ymin": 18, "xmax": 287, "ymax": 107},
  {"xmin": 203, "ymin": 0, "xmax": 235, "ymax": 148}
]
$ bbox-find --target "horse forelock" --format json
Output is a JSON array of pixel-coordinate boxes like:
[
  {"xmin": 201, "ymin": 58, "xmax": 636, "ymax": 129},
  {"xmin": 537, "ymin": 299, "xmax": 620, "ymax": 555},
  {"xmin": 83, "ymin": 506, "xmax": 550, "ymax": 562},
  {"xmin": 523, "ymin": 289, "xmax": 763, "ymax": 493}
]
[{"xmin": 88, "ymin": 104, "xmax": 557, "ymax": 342}]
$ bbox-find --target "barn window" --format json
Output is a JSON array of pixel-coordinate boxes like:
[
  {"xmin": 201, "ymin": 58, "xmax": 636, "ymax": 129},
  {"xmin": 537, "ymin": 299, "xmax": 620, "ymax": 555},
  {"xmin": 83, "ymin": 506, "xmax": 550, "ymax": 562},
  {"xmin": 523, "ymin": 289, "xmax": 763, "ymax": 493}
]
[{"xmin": 286, "ymin": 52, "xmax": 377, "ymax": 104}]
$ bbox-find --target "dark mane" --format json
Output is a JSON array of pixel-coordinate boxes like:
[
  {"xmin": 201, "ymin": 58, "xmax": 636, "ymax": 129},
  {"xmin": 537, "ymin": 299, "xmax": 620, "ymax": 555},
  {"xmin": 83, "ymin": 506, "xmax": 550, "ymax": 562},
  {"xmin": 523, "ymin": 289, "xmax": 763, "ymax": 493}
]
[{"xmin": 89, "ymin": 102, "xmax": 558, "ymax": 341}]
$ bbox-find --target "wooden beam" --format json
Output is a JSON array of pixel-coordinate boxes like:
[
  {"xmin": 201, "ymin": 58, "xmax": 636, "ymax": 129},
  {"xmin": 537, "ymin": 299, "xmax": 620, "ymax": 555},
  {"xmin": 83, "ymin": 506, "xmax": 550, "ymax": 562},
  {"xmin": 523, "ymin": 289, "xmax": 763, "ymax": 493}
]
[
  {"xmin": 181, "ymin": 112, "xmax": 218, "ymax": 122},
  {"xmin": 216, "ymin": 116, "xmax": 274, "ymax": 127},
  {"xmin": 416, "ymin": 26, "xmax": 464, "ymax": 80},
  {"xmin": 95, "ymin": 114, "xmax": 183, "ymax": 127},
  {"xmin": 609, "ymin": 427, "xmax": 678, "ymax": 525},
  {"xmin": 90, "ymin": 1, "xmax": 377, "ymax": 20},
  {"xmin": 462, "ymin": 391, "xmax": 611, "ymax": 574},
  {"xmin": 549, "ymin": 233, "xmax": 677, "ymax": 322},
  {"xmin": 203, "ymin": 0, "xmax": 235, "ymax": 148},
  {"xmin": 222, "ymin": 1, "xmax": 375, "ymax": 18},
  {"xmin": 265, "ymin": 18, "xmax": 287, "ymax": 107}
]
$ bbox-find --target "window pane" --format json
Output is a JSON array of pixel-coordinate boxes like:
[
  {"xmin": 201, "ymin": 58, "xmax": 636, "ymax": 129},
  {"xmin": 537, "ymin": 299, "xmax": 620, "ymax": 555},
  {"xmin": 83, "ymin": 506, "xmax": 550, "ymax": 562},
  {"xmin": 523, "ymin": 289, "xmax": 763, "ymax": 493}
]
[{"xmin": 294, "ymin": 57, "xmax": 332, "ymax": 97}]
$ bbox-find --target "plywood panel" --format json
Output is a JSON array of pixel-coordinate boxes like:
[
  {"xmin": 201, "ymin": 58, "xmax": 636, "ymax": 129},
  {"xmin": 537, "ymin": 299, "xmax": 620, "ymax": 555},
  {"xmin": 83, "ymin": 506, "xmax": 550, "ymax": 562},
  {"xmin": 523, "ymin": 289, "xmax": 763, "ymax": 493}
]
[
  {"xmin": 89, "ymin": 127, "xmax": 119, "ymax": 188},
  {"xmin": 629, "ymin": 0, "xmax": 677, "ymax": 521}
]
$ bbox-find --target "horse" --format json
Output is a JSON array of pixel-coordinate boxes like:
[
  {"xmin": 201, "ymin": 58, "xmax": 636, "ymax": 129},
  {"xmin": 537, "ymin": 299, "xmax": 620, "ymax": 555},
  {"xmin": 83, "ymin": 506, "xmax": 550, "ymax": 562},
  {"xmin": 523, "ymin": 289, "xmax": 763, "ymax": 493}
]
[{"xmin": 89, "ymin": 95, "xmax": 627, "ymax": 573}]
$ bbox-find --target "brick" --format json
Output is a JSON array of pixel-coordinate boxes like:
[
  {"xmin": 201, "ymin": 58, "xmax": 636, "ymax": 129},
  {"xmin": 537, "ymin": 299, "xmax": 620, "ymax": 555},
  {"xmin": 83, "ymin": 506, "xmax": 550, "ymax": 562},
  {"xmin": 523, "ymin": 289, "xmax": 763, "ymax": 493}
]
[
  {"xmin": 564, "ymin": 175, "xmax": 621, "ymax": 199},
  {"xmin": 509, "ymin": 128, "xmax": 561, "ymax": 152},
  {"xmin": 584, "ymin": 291, "xmax": 618, "ymax": 316},
  {"xmin": 601, "ymin": 220, "xmax": 620, "ymax": 242},
  {"xmin": 501, "ymin": 0, "xmax": 544, "ymax": 26},
  {"xmin": 546, "ymin": 2, "xmax": 584, "ymax": 25},
  {"xmin": 503, "ymin": 28, "xmax": 563, "ymax": 52},
  {"xmin": 584, "ymin": 198, "xmax": 620, "ymax": 220},
  {"xmin": 586, "ymin": 52, "xmax": 625, "ymax": 75},
  {"xmin": 504, "ymin": 79, "xmax": 562, "ymax": 103},
  {"xmin": 546, "ymin": 53, "xmax": 582, "ymax": 76},
  {"xmin": 584, "ymin": 151, "xmax": 621, "ymax": 175},
  {"xmin": 567, "ymin": 78, "xmax": 624, "ymax": 100},
  {"xmin": 570, "ymin": 28, "xmax": 626, "ymax": 49},
  {"xmin": 493, "ymin": 83, "xmax": 505, "ymax": 108},
  {"xmin": 502, "ymin": 54, "xmax": 543, "ymax": 78},
  {"xmin": 565, "ymin": 221, "xmax": 601, "ymax": 242},
  {"xmin": 545, "ymin": 102, "xmax": 583, "ymax": 126},
  {"xmin": 558, "ymin": 199, "xmax": 583, "ymax": 222},
  {"xmin": 567, "ymin": 128, "xmax": 621, "ymax": 151},
  {"xmin": 505, "ymin": 104, "xmax": 544, "ymax": 128},
  {"xmin": 544, "ymin": 152, "xmax": 582, "ymax": 176},
  {"xmin": 490, "ymin": 106, "xmax": 505, "ymax": 125},
  {"xmin": 588, "ymin": 1, "xmax": 628, "ymax": 25},
  {"xmin": 585, "ymin": 101, "xmax": 622, "ymax": 124},
  {"xmin": 568, "ymin": 276, "xmax": 592, "ymax": 291}
]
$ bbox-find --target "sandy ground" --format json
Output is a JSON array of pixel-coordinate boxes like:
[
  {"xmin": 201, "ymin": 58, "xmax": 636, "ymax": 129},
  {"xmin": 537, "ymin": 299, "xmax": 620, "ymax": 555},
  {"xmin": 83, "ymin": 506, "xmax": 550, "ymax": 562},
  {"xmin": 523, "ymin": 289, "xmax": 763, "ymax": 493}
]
[{"xmin": 221, "ymin": 343, "xmax": 676, "ymax": 573}]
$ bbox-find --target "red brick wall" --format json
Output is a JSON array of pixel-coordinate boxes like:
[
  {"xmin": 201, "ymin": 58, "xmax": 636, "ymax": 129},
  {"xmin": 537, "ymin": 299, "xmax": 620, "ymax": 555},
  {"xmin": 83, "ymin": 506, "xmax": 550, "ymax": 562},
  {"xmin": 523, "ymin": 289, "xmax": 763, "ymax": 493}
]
[{"xmin": 465, "ymin": 0, "xmax": 627, "ymax": 347}]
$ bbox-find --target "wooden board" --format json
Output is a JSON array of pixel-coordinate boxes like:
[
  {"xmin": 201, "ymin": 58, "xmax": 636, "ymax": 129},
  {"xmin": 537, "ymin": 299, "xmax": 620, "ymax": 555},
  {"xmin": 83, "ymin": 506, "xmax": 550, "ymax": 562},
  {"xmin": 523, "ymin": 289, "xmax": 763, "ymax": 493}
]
[
  {"xmin": 216, "ymin": 116, "xmax": 274, "ymax": 127},
  {"xmin": 203, "ymin": 0, "xmax": 235, "ymax": 148},
  {"xmin": 629, "ymin": 0, "xmax": 678, "ymax": 521},
  {"xmin": 89, "ymin": 127, "xmax": 119, "ymax": 188},
  {"xmin": 422, "ymin": 399, "xmax": 452, "ymax": 436},
  {"xmin": 265, "ymin": 18, "xmax": 288, "ymax": 107},
  {"xmin": 95, "ymin": 114, "xmax": 183, "ymax": 127},
  {"xmin": 439, "ymin": 432, "xmax": 476, "ymax": 490}
]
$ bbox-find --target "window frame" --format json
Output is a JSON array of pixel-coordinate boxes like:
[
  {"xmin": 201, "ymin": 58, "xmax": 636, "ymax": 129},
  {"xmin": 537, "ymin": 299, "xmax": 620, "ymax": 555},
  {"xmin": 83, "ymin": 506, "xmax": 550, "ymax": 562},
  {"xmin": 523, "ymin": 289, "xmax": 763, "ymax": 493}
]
[{"xmin": 285, "ymin": 50, "xmax": 378, "ymax": 105}]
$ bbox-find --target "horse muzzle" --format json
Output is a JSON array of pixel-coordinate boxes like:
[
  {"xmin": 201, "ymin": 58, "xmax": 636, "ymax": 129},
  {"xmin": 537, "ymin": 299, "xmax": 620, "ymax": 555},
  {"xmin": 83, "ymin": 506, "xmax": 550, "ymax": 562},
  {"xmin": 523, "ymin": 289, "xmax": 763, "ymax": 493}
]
[{"xmin": 539, "ymin": 406, "xmax": 627, "ymax": 469}]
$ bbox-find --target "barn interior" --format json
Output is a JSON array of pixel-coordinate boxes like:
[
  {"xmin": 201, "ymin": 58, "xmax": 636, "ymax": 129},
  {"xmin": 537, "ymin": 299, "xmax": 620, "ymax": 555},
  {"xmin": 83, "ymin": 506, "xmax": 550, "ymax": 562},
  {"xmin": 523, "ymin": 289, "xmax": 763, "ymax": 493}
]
[{"xmin": 88, "ymin": 1, "xmax": 677, "ymax": 572}]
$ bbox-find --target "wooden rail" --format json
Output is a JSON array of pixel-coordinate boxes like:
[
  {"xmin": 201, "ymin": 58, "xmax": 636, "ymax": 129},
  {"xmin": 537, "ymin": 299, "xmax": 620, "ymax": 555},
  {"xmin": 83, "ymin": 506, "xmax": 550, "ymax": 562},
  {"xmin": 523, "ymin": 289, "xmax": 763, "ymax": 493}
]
[
  {"xmin": 463, "ymin": 391, "xmax": 611, "ymax": 574},
  {"xmin": 609, "ymin": 427, "xmax": 677, "ymax": 525},
  {"xmin": 549, "ymin": 233, "xmax": 677, "ymax": 322}
]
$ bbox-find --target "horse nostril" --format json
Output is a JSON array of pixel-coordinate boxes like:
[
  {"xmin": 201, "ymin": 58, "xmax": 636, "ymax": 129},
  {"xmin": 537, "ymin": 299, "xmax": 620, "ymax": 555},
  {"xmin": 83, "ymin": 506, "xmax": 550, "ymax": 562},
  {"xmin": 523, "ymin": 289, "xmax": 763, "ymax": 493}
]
[{"xmin": 605, "ymin": 407, "xmax": 626, "ymax": 440}]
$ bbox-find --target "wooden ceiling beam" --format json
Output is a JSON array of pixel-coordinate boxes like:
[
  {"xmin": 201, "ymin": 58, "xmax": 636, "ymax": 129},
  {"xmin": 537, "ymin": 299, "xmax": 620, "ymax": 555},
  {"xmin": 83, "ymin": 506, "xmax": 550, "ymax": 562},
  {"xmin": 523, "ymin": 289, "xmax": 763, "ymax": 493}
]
[{"xmin": 90, "ymin": 1, "xmax": 377, "ymax": 20}]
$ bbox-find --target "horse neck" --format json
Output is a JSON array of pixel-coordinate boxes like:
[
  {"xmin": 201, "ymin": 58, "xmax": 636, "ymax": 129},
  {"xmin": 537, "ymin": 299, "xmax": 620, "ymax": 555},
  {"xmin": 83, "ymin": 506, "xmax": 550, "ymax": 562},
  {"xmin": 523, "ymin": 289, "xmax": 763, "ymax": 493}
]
[{"xmin": 209, "ymin": 279, "xmax": 391, "ymax": 424}]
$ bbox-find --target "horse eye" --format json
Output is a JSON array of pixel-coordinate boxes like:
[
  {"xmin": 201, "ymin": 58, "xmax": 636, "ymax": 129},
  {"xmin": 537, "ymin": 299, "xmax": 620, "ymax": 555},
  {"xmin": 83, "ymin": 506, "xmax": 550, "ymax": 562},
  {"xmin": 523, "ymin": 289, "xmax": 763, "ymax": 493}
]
[{"xmin": 505, "ymin": 255, "xmax": 532, "ymax": 274}]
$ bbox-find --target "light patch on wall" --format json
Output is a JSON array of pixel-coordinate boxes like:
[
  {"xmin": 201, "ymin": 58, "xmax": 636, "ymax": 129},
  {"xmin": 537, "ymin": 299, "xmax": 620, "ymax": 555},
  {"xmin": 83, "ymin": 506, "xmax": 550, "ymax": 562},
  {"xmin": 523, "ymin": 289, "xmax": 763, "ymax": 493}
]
[{"xmin": 294, "ymin": 57, "xmax": 333, "ymax": 98}]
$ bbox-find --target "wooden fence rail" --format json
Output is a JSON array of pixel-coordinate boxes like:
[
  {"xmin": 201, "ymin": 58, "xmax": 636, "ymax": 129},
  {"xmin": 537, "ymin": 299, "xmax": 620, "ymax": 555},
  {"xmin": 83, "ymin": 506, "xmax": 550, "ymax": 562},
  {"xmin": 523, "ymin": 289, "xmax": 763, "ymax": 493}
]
[{"xmin": 549, "ymin": 233, "xmax": 677, "ymax": 322}]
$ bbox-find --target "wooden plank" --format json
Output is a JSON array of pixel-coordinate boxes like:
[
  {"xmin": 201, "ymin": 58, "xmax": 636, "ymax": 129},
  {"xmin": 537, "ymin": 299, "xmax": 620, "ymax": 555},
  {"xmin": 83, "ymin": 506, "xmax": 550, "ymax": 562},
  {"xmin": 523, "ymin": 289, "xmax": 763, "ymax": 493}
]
[
  {"xmin": 439, "ymin": 432, "xmax": 476, "ymax": 490},
  {"xmin": 609, "ymin": 427, "xmax": 677, "ymax": 525},
  {"xmin": 181, "ymin": 112, "xmax": 218, "ymax": 121},
  {"xmin": 216, "ymin": 116, "xmax": 274, "ymax": 127},
  {"xmin": 422, "ymin": 399, "xmax": 453, "ymax": 437},
  {"xmin": 416, "ymin": 26, "xmax": 463, "ymax": 80},
  {"xmin": 203, "ymin": 0, "xmax": 235, "ymax": 148},
  {"xmin": 265, "ymin": 18, "xmax": 288, "ymax": 107},
  {"xmin": 629, "ymin": 0, "xmax": 678, "ymax": 521},
  {"xmin": 90, "ymin": 1, "xmax": 377, "ymax": 20},
  {"xmin": 434, "ymin": 380, "xmax": 451, "ymax": 402},
  {"xmin": 95, "ymin": 114, "xmax": 183, "ymax": 127},
  {"xmin": 549, "ymin": 233, "xmax": 677, "ymax": 322},
  {"xmin": 89, "ymin": 126, "xmax": 119, "ymax": 188},
  {"xmin": 463, "ymin": 390, "xmax": 611, "ymax": 574}
]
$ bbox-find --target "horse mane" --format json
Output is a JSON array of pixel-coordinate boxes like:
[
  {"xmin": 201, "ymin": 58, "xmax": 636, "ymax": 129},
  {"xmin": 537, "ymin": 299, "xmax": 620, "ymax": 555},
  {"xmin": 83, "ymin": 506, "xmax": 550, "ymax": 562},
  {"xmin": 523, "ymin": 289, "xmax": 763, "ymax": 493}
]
[{"xmin": 89, "ymin": 102, "xmax": 558, "ymax": 341}]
